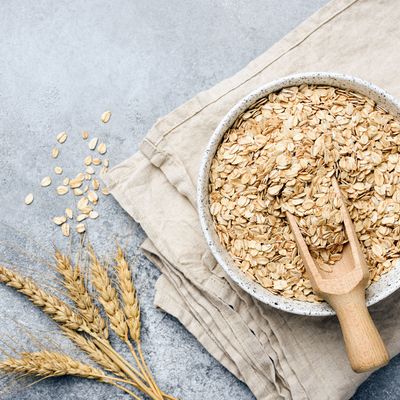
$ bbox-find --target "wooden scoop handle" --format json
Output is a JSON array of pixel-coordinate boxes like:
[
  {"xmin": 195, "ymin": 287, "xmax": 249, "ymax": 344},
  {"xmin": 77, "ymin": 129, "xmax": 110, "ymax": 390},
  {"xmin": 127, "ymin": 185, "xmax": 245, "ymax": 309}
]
[{"xmin": 327, "ymin": 287, "xmax": 389, "ymax": 373}]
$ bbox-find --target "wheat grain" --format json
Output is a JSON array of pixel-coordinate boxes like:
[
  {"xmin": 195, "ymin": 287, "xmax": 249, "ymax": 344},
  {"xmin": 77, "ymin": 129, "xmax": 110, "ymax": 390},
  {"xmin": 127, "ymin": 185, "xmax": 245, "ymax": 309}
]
[
  {"xmin": 89, "ymin": 249, "xmax": 128, "ymax": 340},
  {"xmin": 54, "ymin": 251, "xmax": 108, "ymax": 339},
  {"xmin": 115, "ymin": 247, "xmax": 140, "ymax": 342}
]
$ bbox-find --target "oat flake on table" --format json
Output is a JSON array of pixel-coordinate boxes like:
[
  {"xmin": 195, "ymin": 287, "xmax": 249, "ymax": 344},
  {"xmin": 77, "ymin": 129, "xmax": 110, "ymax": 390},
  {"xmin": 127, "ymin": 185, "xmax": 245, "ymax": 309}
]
[{"xmin": 209, "ymin": 84, "xmax": 400, "ymax": 302}]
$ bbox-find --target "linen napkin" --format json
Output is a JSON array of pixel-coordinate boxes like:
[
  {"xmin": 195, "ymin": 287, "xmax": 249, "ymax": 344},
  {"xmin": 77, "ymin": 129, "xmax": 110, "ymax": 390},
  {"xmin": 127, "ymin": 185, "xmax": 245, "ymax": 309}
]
[{"xmin": 104, "ymin": 0, "xmax": 400, "ymax": 398}]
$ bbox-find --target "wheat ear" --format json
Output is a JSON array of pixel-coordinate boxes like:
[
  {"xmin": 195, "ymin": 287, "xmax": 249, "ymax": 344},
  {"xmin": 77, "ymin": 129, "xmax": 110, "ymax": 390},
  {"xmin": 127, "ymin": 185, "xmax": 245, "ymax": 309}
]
[
  {"xmin": 115, "ymin": 246, "xmax": 140, "ymax": 341},
  {"xmin": 89, "ymin": 249, "xmax": 128, "ymax": 341},
  {"xmin": 0, "ymin": 351, "xmax": 105, "ymax": 379},
  {"xmin": 0, "ymin": 351, "xmax": 143, "ymax": 399},
  {"xmin": 0, "ymin": 265, "xmax": 89, "ymax": 333},
  {"xmin": 55, "ymin": 251, "xmax": 108, "ymax": 339}
]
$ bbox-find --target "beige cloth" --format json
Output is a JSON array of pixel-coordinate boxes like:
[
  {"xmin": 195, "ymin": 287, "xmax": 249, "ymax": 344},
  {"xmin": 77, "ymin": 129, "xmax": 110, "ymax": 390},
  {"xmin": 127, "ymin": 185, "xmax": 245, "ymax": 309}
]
[{"xmin": 104, "ymin": 1, "xmax": 400, "ymax": 398}]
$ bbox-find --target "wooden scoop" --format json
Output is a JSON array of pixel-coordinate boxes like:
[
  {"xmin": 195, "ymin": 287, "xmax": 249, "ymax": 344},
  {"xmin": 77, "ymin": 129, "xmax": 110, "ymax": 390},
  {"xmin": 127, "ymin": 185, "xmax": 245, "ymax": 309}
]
[{"xmin": 286, "ymin": 177, "xmax": 389, "ymax": 373}]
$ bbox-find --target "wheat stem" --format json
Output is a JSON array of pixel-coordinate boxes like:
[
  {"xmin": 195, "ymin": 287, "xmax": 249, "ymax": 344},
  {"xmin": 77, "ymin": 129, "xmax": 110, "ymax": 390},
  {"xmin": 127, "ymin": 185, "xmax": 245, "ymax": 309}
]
[
  {"xmin": 127, "ymin": 342, "xmax": 147, "ymax": 381},
  {"xmin": 93, "ymin": 339, "xmax": 160, "ymax": 400},
  {"xmin": 127, "ymin": 341, "xmax": 163, "ymax": 399},
  {"xmin": 137, "ymin": 341, "xmax": 169, "ymax": 399}
]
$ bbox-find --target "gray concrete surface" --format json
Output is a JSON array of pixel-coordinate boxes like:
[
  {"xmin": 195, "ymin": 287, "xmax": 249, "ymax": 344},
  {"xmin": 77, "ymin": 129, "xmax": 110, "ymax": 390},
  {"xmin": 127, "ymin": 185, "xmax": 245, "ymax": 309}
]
[{"xmin": 0, "ymin": 0, "xmax": 396, "ymax": 399}]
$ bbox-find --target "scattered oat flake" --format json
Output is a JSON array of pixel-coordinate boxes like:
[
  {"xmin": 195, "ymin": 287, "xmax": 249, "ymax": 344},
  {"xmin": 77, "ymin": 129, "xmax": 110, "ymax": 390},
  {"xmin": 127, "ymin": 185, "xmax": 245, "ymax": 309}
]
[
  {"xmin": 61, "ymin": 222, "xmax": 70, "ymax": 237},
  {"xmin": 77, "ymin": 197, "xmax": 89, "ymax": 210},
  {"xmin": 65, "ymin": 208, "xmax": 73, "ymax": 219},
  {"xmin": 88, "ymin": 137, "xmax": 98, "ymax": 151},
  {"xmin": 103, "ymin": 159, "xmax": 109, "ymax": 168},
  {"xmin": 89, "ymin": 210, "xmax": 99, "ymax": 219},
  {"xmin": 73, "ymin": 188, "xmax": 84, "ymax": 196},
  {"xmin": 56, "ymin": 185, "xmax": 69, "ymax": 195},
  {"xmin": 81, "ymin": 206, "xmax": 92, "ymax": 214},
  {"xmin": 82, "ymin": 131, "xmax": 89, "ymax": 140},
  {"xmin": 51, "ymin": 148, "xmax": 59, "ymax": 158},
  {"xmin": 92, "ymin": 179, "xmax": 100, "ymax": 190},
  {"xmin": 25, "ymin": 193, "xmax": 34, "ymax": 205},
  {"xmin": 53, "ymin": 216, "xmax": 67, "ymax": 225},
  {"xmin": 76, "ymin": 173, "xmax": 85, "ymax": 181},
  {"xmin": 54, "ymin": 166, "xmax": 63, "ymax": 175},
  {"xmin": 84, "ymin": 156, "xmax": 92, "ymax": 166},
  {"xmin": 102, "ymin": 187, "xmax": 110, "ymax": 195},
  {"xmin": 87, "ymin": 190, "xmax": 98, "ymax": 204},
  {"xmin": 56, "ymin": 132, "xmax": 68, "ymax": 144},
  {"xmin": 86, "ymin": 166, "xmax": 95, "ymax": 175},
  {"xmin": 97, "ymin": 143, "xmax": 107, "ymax": 155},
  {"xmin": 41, "ymin": 176, "xmax": 52, "ymax": 187},
  {"xmin": 76, "ymin": 223, "xmax": 86, "ymax": 234},
  {"xmin": 70, "ymin": 178, "xmax": 83, "ymax": 189},
  {"xmin": 101, "ymin": 111, "xmax": 111, "ymax": 123},
  {"xmin": 63, "ymin": 178, "xmax": 70, "ymax": 186},
  {"xmin": 77, "ymin": 214, "xmax": 88, "ymax": 222},
  {"xmin": 92, "ymin": 158, "xmax": 102, "ymax": 166}
]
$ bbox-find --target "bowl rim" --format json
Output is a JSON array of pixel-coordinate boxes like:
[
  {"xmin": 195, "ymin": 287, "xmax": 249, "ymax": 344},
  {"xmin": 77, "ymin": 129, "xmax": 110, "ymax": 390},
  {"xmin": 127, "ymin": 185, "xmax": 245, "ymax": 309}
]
[{"xmin": 197, "ymin": 71, "xmax": 400, "ymax": 317}]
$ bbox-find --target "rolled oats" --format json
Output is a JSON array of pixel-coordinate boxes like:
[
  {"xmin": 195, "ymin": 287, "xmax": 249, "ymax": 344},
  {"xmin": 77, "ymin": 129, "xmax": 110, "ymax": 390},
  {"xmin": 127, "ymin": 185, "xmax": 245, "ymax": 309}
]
[{"xmin": 209, "ymin": 84, "xmax": 400, "ymax": 302}]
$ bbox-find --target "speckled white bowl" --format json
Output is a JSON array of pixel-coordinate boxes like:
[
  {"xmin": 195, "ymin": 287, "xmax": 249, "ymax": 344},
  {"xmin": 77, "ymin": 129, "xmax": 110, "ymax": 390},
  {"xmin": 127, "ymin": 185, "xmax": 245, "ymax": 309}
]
[{"xmin": 198, "ymin": 72, "xmax": 400, "ymax": 316}]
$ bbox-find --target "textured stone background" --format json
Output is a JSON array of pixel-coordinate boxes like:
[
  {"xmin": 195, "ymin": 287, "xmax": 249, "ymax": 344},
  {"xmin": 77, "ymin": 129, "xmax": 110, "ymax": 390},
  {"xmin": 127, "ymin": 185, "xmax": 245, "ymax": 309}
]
[{"xmin": 0, "ymin": 0, "xmax": 398, "ymax": 399}]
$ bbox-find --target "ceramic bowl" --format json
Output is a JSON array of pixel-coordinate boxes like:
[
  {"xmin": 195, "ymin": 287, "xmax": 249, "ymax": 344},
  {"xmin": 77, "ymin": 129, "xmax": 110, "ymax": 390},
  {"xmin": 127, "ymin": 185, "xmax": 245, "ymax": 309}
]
[{"xmin": 197, "ymin": 72, "xmax": 400, "ymax": 316}]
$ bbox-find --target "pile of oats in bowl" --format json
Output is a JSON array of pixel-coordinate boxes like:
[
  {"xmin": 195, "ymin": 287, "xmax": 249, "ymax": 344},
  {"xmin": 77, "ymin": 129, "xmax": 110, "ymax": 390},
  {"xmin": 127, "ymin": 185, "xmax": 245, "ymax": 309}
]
[{"xmin": 209, "ymin": 84, "xmax": 400, "ymax": 302}]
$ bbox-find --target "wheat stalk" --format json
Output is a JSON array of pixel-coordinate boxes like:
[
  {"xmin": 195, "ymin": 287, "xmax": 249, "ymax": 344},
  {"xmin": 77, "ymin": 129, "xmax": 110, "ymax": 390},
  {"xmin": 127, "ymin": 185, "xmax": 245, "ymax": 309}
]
[
  {"xmin": 0, "ymin": 265, "xmax": 89, "ymax": 333},
  {"xmin": 0, "ymin": 351, "xmax": 105, "ymax": 379},
  {"xmin": 61, "ymin": 327, "xmax": 124, "ymax": 378},
  {"xmin": 54, "ymin": 251, "xmax": 108, "ymax": 339},
  {"xmin": 62, "ymin": 326, "xmax": 162, "ymax": 400},
  {"xmin": 89, "ymin": 249, "xmax": 128, "ymax": 341},
  {"xmin": 115, "ymin": 247, "xmax": 164, "ymax": 399}
]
